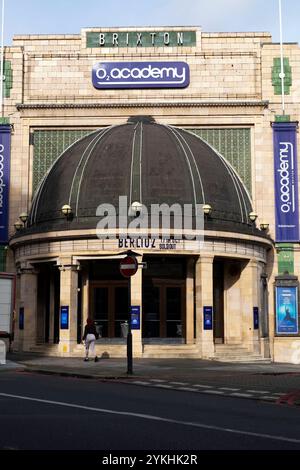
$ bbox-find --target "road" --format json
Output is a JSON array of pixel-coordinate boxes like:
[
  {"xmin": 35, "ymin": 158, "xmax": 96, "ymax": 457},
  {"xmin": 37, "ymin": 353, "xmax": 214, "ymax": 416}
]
[{"xmin": 0, "ymin": 370, "xmax": 300, "ymax": 452}]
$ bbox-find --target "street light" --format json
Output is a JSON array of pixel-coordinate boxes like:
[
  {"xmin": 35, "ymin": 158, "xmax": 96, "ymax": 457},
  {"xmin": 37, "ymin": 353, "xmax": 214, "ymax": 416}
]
[
  {"xmin": 203, "ymin": 204, "xmax": 212, "ymax": 216},
  {"xmin": 249, "ymin": 212, "xmax": 258, "ymax": 223},
  {"xmin": 19, "ymin": 212, "xmax": 28, "ymax": 224},
  {"xmin": 130, "ymin": 201, "xmax": 142, "ymax": 218},
  {"xmin": 14, "ymin": 220, "xmax": 23, "ymax": 231},
  {"xmin": 61, "ymin": 204, "xmax": 72, "ymax": 217},
  {"xmin": 260, "ymin": 221, "xmax": 269, "ymax": 231}
]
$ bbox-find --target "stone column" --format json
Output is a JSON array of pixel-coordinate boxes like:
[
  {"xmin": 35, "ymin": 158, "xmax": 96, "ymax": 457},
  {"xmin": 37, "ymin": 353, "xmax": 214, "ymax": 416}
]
[
  {"xmin": 130, "ymin": 262, "xmax": 143, "ymax": 357},
  {"xmin": 186, "ymin": 258, "xmax": 195, "ymax": 344},
  {"xmin": 18, "ymin": 263, "xmax": 39, "ymax": 352},
  {"xmin": 81, "ymin": 268, "xmax": 89, "ymax": 335},
  {"xmin": 240, "ymin": 259, "xmax": 261, "ymax": 354},
  {"xmin": 48, "ymin": 272, "xmax": 55, "ymax": 343},
  {"xmin": 58, "ymin": 258, "xmax": 79, "ymax": 356},
  {"xmin": 223, "ymin": 262, "xmax": 243, "ymax": 344},
  {"xmin": 195, "ymin": 256, "xmax": 215, "ymax": 358}
]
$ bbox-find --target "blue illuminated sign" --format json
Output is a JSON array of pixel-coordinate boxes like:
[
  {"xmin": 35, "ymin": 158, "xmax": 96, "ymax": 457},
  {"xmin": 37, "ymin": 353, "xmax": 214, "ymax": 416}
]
[
  {"xmin": 203, "ymin": 306, "xmax": 213, "ymax": 330},
  {"xmin": 130, "ymin": 306, "xmax": 140, "ymax": 330},
  {"xmin": 276, "ymin": 286, "xmax": 298, "ymax": 335},
  {"xmin": 19, "ymin": 307, "xmax": 24, "ymax": 330},
  {"xmin": 253, "ymin": 307, "xmax": 259, "ymax": 330},
  {"xmin": 60, "ymin": 306, "xmax": 69, "ymax": 330},
  {"xmin": 92, "ymin": 61, "xmax": 190, "ymax": 89}
]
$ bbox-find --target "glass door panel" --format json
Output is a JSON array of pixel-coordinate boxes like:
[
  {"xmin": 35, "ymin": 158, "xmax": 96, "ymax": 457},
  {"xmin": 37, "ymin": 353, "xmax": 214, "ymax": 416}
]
[
  {"xmin": 114, "ymin": 287, "xmax": 129, "ymax": 337},
  {"xmin": 143, "ymin": 284, "xmax": 160, "ymax": 337},
  {"xmin": 166, "ymin": 287, "xmax": 182, "ymax": 337},
  {"xmin": 93, "ymin": 287, "xmax": 109, "ymax": 337}
]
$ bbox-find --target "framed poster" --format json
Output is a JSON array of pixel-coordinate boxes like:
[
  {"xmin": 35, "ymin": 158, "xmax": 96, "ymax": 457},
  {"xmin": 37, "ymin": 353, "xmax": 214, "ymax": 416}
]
[
  {"xmin": 60, "ymin": 306, "xmax": 69, "ymax": 330},
  {"xmin": 203, "ymin": 306, "xmax": 213, "ymax": 330},
  {"xmin": 130, "ymin": 306, "xmax": 140, "ymax": 330},
  {"xmin": 275, "ymin": 286, "xmax": 298, "ymax": 335},
  {"xmin": 253, "ymin": 307, "xmax": 259, "ymax": 330}
]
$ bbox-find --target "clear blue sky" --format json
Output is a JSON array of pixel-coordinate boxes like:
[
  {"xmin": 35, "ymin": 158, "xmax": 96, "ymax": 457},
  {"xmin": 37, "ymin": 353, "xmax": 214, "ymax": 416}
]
[{"xmin": 4, "ymin": 0, "xmax": 300, "ymax": 45}]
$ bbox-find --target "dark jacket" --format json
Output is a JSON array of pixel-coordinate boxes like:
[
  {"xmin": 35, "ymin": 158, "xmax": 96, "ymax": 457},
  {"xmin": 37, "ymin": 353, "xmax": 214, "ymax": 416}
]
[{"xmin": 83, "ymin": 324, "xmax": 99, "ymax": 340}]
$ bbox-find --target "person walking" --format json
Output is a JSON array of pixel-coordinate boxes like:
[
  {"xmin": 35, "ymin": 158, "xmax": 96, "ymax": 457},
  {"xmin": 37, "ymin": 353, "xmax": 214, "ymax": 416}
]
[{"xmin": 82, "ymin": 318, "xmax": 99, "ymax": 362}]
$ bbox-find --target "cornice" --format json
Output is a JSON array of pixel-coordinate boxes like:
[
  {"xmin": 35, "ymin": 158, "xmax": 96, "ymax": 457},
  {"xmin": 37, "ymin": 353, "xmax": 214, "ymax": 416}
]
[{"xmin": 16, "ymin": 100, "xmax": 269, "ymax": 111}]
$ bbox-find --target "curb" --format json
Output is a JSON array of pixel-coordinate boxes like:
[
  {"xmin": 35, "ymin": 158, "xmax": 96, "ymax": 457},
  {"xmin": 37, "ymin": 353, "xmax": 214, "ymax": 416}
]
[
  {"xmin": 21, "ymin": 367, "xmax": 140, "ymax": 381},
  {"xmin": 18, "ymin": 367, "xmax": 300, "ymax": 407}
]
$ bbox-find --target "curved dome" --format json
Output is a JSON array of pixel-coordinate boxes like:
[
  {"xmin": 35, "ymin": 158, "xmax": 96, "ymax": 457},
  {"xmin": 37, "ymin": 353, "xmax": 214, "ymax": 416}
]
[{"xmin": 27, "ymin": 116, "xmax": 255, "ymax": 235}]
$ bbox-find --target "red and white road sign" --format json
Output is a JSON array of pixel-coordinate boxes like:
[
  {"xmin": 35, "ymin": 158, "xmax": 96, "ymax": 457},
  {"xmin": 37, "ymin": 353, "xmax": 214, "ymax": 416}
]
[{"xmin": 120, "ymin": 255, "xmax": 138, "ymax": 277}]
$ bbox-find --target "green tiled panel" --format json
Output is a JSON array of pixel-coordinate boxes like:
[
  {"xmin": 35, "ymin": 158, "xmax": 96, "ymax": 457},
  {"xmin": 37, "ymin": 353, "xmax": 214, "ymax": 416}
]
[
  {"xmin": 188, "ymin": 128, "xmax": 252, "ymax": 194},
  {"xmin": 0, "ymin": 246, "xmax": 6, "ymax": 272},
  {"xmin": 3, "ymin": 61, "xmax": 12, "ymax": 98},
  {"xmin": 272, "ymin": 57, "xmax": 292, "ymax": 95},
  {"xmin": 33, "ymin": 127, "xmax": 252, "ymax": 198},
  {"xmin": 276, "ymin": 243, "xmax": 294, "ymax": 274},
  {"xmin": 32, "ymin": 129, "xmax": 95, "ymax": 195}
]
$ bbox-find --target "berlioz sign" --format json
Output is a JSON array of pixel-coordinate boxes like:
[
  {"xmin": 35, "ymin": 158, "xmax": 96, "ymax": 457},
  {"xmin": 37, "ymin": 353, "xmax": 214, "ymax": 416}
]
[
  {"xmin": 86, "ymin": 30, "xmax": 197, "ymax": 48},
  {"xmin": 92, "ymin": 61, "xmax": 190, "ymax": 89},
  {"xmin": 118, "ymin": 238, "xmax": 179, "ymax": 250}
]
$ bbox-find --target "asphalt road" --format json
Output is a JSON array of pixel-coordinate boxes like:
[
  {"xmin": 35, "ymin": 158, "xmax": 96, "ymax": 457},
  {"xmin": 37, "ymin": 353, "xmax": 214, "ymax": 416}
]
[{"xmin": 0, "ymin": 370, "xmax": 300, "ymax": 452}]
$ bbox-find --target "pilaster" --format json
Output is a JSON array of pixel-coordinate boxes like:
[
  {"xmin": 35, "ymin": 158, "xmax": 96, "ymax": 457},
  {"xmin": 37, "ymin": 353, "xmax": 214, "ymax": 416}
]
[
  {"xmin": 58, "ymin": 258, "xmax": 79, "ymax": 355},
  {"xmin": 240, "ymin": 259, "xmax": 261, "ymax": 353},
  {"xmin": 130, "ymin": 262, "xmax": 143, "ymax": 357},
  {"xmin": 195, "ymin": 256, "xmax": 215, "ymax": 358},
  {"xmin": 17, "ymin": 262, "xmax": 39, "ymax": 351},
  {"xmin": 186, "ymin": 258, "xmax": 195, "ymax": 344}
]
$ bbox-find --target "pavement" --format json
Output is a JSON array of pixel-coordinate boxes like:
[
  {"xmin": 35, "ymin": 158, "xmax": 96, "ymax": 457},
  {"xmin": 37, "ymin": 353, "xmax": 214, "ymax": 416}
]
[{"xmin": 1, "ymin": 351, "xmax": 300, "ymax": 406}]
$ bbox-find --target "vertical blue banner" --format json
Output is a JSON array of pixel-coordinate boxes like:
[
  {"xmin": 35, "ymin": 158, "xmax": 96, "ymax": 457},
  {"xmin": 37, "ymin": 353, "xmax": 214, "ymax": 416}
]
[
  {"xmin": 275, "ymin": 286, "xmax": 298, "ymax": 335},
  {"xmin": 0, "ymin": 125, "xmax": 11, "ymax": 244},
  {"xmin": 272, "ymin": 122, "xmax": 299, "ymax": 242}
]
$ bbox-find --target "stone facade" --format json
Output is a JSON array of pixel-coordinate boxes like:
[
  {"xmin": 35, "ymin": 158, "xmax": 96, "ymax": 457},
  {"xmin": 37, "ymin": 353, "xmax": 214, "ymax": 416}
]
[{"xmin": 3, "ymin": 27, "xmax": 300, "ymax": 362}]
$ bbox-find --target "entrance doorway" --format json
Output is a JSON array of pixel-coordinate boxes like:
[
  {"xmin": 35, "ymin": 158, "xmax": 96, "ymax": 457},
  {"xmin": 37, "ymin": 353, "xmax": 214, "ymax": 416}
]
[
  {"xmin": 142, "ymin": 256, "xmax": 186, "ymax": 340},
  {"xmin": 89, "ymin": 281, "xmax": 128, "ymax": 338},
  {"xmin": 143, "ymin": 280, "xmax": 185, "ymax": 338}
]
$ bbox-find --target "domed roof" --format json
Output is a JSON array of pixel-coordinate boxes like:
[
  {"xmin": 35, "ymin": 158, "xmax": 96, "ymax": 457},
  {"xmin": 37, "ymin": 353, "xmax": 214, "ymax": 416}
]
[{"xmin": 27, "ymin": 116, "xmax": 256, "ymax": 235}]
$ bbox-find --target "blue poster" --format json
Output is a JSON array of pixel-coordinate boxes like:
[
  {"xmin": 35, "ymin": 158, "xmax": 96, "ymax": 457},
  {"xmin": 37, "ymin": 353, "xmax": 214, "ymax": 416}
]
[
  {"xmin": 272, "ymin": 122, "xmax": 299, "ymax": 242},
  {"xmin": 19, "ymin": 307, "xmax": 24, "ymax": 330},
  {"xmin": 203, "ymin": 306, "xmax": 213, "ymax": 330},
  {"xmin": 253, "ymin": 307, "xmax": 259, "ymax": 330},
  {"xmin": 92, "ymin": 61, "xmax": 190, "ymax": 89},
  {"xmin": 0, "ymin": 125, "xmax": 11, "ymax": 244},
  {"xmin": 276, "ymin": 286, "xmax": 298, "ymax": 334},
  {"xmin": 60, "ymin": 306, "xmax": 69, "ymax": 330},
  {"xmin": 130, "ymin": 306, "xmax": 140, "ymax": 330}
]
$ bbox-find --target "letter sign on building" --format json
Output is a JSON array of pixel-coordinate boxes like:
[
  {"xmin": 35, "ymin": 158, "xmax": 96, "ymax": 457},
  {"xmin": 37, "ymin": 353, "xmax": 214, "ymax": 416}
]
[
  {"xmin": 273, "ymin": 122, "xmax": 299, "ymax": 242},
  {"xmin": 92, "ymin": 61, "xmax": 190, "ymax": 89}
]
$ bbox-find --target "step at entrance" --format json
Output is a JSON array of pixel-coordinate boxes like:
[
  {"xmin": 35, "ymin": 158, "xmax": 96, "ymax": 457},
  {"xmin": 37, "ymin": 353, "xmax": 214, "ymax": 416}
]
[
  {"xmin": 143, "ymin": 343, "xmax": 200, "ymax": 358},
  {"xmin": 214, "ymin": 344, "xmax": 271, "ymax": 363}
]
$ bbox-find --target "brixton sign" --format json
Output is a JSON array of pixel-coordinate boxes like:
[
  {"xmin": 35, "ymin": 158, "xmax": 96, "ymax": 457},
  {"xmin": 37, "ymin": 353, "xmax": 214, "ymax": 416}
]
[
  {"xmin": 92, "ymin": 61, "xmax": 190, "ymax": 89},
  {"xmin": 86, "ymin": 31, "xmax": 197, "ymax": 48},
  {"xmin": 120, "ymin": 255, "xmax": 138, "ymax": 278}
]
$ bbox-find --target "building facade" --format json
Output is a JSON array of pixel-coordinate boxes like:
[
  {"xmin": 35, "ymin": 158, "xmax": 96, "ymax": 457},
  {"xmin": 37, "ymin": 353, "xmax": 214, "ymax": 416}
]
[{"xmin": 1, "ymin": 26, "xmax": 300, "ymax": 362}]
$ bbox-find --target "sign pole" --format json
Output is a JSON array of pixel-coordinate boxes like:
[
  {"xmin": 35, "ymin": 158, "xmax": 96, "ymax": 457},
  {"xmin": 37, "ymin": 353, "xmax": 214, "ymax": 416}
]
[
  {"xmin": 120, "ymin": 251, "xmax": 138, "ymax": 375},
  {"xmin": 278, "ymin": 0, "xmax": 285, "ymax": 115},
  {"xmin": 0, "ymin": 0, "xmax": 4, "ymax": 118},
  {"xmin": 127, "ymin": 276, "xmax": 133, "ymax": 375}
]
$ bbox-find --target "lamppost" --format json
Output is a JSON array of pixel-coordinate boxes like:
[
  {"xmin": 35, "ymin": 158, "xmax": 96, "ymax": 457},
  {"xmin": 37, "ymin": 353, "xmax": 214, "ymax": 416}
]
[{"xmin": 119, "ymin": 250, "xmax": 140, "ymax": 375}]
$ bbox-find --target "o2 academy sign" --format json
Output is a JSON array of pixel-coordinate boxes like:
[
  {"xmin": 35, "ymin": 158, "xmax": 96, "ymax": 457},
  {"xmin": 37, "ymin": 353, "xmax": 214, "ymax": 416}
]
[
  {"xmin": 86, "ymin": 30, "xmax": 196, "ymax": 48},
  {"xmin": 92, "ymin": 62, "xmax": 190, "ymax": 89}
]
